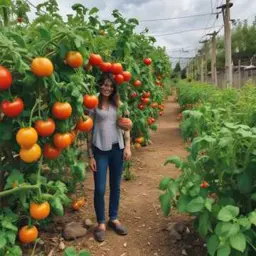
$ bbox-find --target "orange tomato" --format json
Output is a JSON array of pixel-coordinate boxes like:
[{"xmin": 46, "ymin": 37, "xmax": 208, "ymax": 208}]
[
  {"xmin": 19, "ymin": 225, "xmax": 38, "ymax": 244},
  {"xmin": 52, "ymin": 102, "xmax": 72, "ymax": 120},
  {"xmin": 34, "ymin": 118, "xmax": 55, "ymax": 137},
  {"xmin": 135, "ymin": 137, "xmax": 144, "ymax": 144},
  {"xmin": 16, "ymin": 127, "xmax": 38, "ymax": 148},
  {"xmin": 134, "ymin": 80, "xmax": 142, "ymax": 87},
  {"xmin": 122, "ymin": 71, "xmax": 132, "ymax": 82},
  {"xmin": 53, "ymin": 133, "xmax": 72, "ymax": 149},
  {"xmin": 43, "ymin": 144, "xmax": 61, "ymax": 160},
  {"xmin": 135, "ymin": 143, "xmax": 141, "ymax": 149},
  {"xmin": 111, "ymin": 63, "xmax": 123, "ymax": 74},
  {"xmin": 200, "ymin": 181, "xmax": 210, "ymax": 188},
  {"xmin": 20, "ymin": 144, "xmax": 41, "ymax": 163},
  {"xmin": 77, "ymin": 116, "xmax": 93, "ymax": 132},
  {"xmin": 69, "ymin": 130, "xmax": 76, "ymax": 144},
  {"xmin": 83, "ymin": 95, "xmax": 99, "ymax": 109},
  {"xmin": 71, "ymin": 198, "xmax": 86, "ymax": 211},
  {"xmin": 65, "ymin": 51, "xmax": 83, "ymax": 68},
  {"xmin": 31, "ymin": 57, "xmax": 54, "ymax": 77},
  {"xmin": 89, "ymin": 53, "xmax": 103, "ymax": 66},
  {"xmin": 30, "ymin": 201, "xmax": 51, "ymax": 220}
]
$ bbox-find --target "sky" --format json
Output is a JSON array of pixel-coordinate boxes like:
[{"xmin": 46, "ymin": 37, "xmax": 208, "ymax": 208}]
[{"xmin": 27, "ymin": 0, "xmax": 256, "ymax": 67}]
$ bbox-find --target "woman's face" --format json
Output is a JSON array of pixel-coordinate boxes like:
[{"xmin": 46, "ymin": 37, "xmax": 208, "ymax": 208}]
[{"xmin": 100, "ymin": 79, "xmax": 114, "ymax": 97}]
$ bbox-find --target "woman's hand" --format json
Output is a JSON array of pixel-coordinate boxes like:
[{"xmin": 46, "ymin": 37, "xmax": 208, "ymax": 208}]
[
  {"xmin": 123, "ymin": 146, "xmax": 132, "ymax": 161},
  {"xmin": 89, "ymin": 157, "xmax": 97, "ymax": 172}
]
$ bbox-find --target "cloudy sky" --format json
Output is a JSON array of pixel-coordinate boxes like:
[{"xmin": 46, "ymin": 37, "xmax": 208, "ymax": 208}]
[{"xmin": 28, "ymin": 0, "xmax": 256, "ymax": 67}]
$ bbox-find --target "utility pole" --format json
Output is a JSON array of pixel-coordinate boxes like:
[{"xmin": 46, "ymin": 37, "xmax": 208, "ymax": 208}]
[
  {"xmin": 217, "ymin": 0, "xmax": 233, "ymax": 87},
  {"xmin": 207, "ymin": 31, "xmax": 218, "ymax": 86},
  {"xmin": 199, "ymin": 40, "xmax": 209, "ymax": 83},
  {"xmin": 198, "ymin": 49, "xmax": 204, "ymax": 83}
]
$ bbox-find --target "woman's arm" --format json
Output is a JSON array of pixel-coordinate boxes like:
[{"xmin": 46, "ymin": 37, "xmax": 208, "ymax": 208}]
[
  {"xmin": 87, "ymin": 130, "xmax": 94, "ymax": 158},
  {"xmin": 123, "ymin": 130, "xmax": 132, "ymax": 160}
]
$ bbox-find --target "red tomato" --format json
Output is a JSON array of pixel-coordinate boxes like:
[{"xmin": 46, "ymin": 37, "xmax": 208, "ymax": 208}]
[
  {"xmin": 83, "ymin": 95, "xmax": 99, "ymax": 109},
  {"xmin": 111, "ymin": 63, "xmax": 123, "ymax": 74},
  {"xmin": 122, "ymin": 71, "xmax": 131, "ymax": 82},
  {"xmin": 129, "ymin": 92, "xmax": 137, "ymax": 99},
  {"xmin": 143, "ymin": 92, "xmax": 150, "ymax": 98},
  {"xmin": 100, "ymin": 62, "xmax": 112, "ymax": 72},
  {"xmin": 114, "ymin": 74, "xmax": 124, "ymax": 85},
  {"xmin": 43, "ymin": 144, "xmax": 61, "ymax": 160},
  {"xmin": 77, "ymin": 117, "xmax": 93, "ymax": 132},
  {"xmin": 1, "ymin": 98, "xmax": 24, "ymax": 118},
  {"xmin": 134, "ymin": 80, "xmax": 142, "ymax": 87},
  {"xmin": 34, "ymin": 118, "xmax": 55, "ymax": 137},
  {"xmin": 144, "ymin": 58, "xmax": 152, "ymax": 65},
  {"xmin": 138, "ymin": 104, "xmax": 144, "ymax": 110},
  {"xmin": 0, "ymin": 66, "xmax": 12, "ymax": 91},
  {"xmin": 53, "ymin": 133, "xmax": 72, "ymax": 149},
  {"xmin": 52, "ymin": 102, "xmax": 72, "ymax": 120},
  {"xmin": 89, "ymin": 53, "xmax": 103, "ymax": 66}
]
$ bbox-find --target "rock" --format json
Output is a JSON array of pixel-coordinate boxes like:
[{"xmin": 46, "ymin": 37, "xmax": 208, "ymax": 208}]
[
  {"xmin": 185, "ymin": 227, "xmax": 191, "ymax": 234},
  {"xmin": 38, "ymin": 239, "xmax": 45, "ymax": 246},
  {"xmin": 63, "ymin": 222, "xmax": 87, "ymax": 241},
  {"xmin": 123, "ymin": 242, "xmax": 127, "ymax": 248},
  {"xmin": 174, "ymin": 222, "xmax": 186, "ymax": 234},
  {"xmin": 153, "ymin": 253, "xmax": 159, "ymax": 256},
  {"xmin": 83, "ymin": 219, "xmax": 94, "ymax": 229},
  {"xmin": 120, "ymin": 253, "xmax": 127, "ymax": 256},
  {"xmin": 181, "ymin": 249, "xmax": 188, "ymax": 255},
  {"xmin": 59, "ymin": 241, "xmax": 65, "ymax": 250}
]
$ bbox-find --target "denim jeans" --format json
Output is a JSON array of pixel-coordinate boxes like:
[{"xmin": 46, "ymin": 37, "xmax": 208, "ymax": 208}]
[{"xmin": 93, "ymin": 143, "xmax": 124, "ymax": 224}]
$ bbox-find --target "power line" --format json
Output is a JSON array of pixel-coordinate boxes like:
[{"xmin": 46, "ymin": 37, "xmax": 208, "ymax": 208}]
[
  {"xmin": 24, "ymin": 0, "xmax": 47, "ymax": 14},
  {"xmin": 150, "ymin": 25, "xmax": 222, "ymax": 37},
  {"xmin": 139, "ymin": 12, "xmax": 216, "ymax": 22}
]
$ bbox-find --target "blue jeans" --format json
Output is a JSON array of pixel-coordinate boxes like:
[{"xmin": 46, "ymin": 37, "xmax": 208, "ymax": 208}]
[{"xmin": 93, "ymin": 144, "xmax": 124, "ymax": 224}]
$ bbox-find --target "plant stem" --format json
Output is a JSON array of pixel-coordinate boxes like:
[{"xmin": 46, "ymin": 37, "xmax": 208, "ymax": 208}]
[
  {"xmin": 0, "ymin": 185, "xmax": 38, "ymax": 198},
  {"xmin": 36, "ymin": 157, "xmax": 43, "ymax": 200},
  {"xmin": 29, "ymin": 100, "xmax": 40, "ymax": 127}
]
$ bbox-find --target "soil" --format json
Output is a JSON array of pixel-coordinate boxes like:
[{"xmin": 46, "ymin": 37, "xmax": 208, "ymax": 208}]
[{"xmin": 26, "ymin": 96, "xmax": 207, "ymax": 256}]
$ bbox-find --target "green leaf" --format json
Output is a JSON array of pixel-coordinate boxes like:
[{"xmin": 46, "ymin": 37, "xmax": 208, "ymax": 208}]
[
  {"xmin": 4, "ymin": 170, "xmax": 24, "ymax": 189},
  {"xmin": 230, "ymin": 233, "xmax": 246, "ymax": 252},
  {"xmin": 89, "ymin": 7, "xmax": 99, "ymax": 15},
  {"xmin": 51, "ymin": 197, "xmax": 64, "ymax": 216},
  {"xmin": 78, "ymin": 250, "xmax": 91, "ymax": 256},
  {"xmin": 0, "ymin": 232, "xmax": 7, "ymax": 249},
  {"xmin": 164, "ymin": 156, "xmax": 183, "ymax": 168},
  {"xmin": 217, "ymin": 206, "xmax": 239, "ymax": 222},
  {"xmin": 186, "ymin": 196, "xmax": 205, "ymax": 213},
  {"xmin": 8, "ymin": 32, "xmax": 26, "ymax": 48},
  {"xmin": 248, "ymin": 211, "xmax": 256, "ymax": 226},
  {"xmin": 6, "ymin": 245, "xmax": 22, "ymax": 256},
  {"xmin": 39, "ymin": 27, "xmax": 51, "ymax": 40},
  {"xmin": 64, "ymin": 247, "xmax": 76, "ymax": 256},
  {"xmin": 198, "ymin": 211, "xmax": 210, "ymax": 237},
  {"xmin": 159, "ymin": 177, "xmax": 172, "ymax": 191},
  {"xmin": 207, "ymin": 234, "xmax": 220, "ymax": 256},
  {"xmin": 6, "ymin": 231, "xmax": 16, "ymax": 244},
  {"xmin": 0, "ymin": 122, "xmax": 13, "ymax": 141},
  {"xmin": 2, "ymin": 219, "xmax": 18, "ymax": 232},
  {"xmin": 238, "ymin": 217, "xmax": 251, "ymax": 230},
  {"xmin": 205, "ymin": 198, "xmax": 214, "ymax": 212},
  {"xmin": 215, "ymin": 222, "xmax": 240, "ymax": 238},
  {"xmin": 217, "ymin": 245, "xmax": 231, "ymax": 256},
  {"xmin": 177, "ymin": 195, "xmax": 191, "ymax": 212},
  {"xmin": 159, "ymin": 193, "xmax": 171, "ymax": 216},
  {"xmin": 237, "ymin": 172, "xmax": 252, "ymax": 194}
]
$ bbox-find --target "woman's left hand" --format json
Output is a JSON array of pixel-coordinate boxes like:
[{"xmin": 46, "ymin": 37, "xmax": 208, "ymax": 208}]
[{"xmin": 123, "ymin": 147, "xmax": 132, "ymax": 160}]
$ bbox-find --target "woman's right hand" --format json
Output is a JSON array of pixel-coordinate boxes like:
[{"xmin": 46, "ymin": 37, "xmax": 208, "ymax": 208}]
[{"xmin": 89, "ymin": 157, "xmax": 97, "ymax": 172}]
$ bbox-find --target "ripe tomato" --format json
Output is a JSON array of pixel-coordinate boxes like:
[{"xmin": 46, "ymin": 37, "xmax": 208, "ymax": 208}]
[
  {"xmin": 0, "ymin": 66, "xmax": 12, "ymax": 90},
  {"xmin": 129, "ymin": 92, "xmax": 137, "ymax": 99},
  {"xmin": 111, "ymin": 63, "xmax": 123, "ymax": 74},
  {"xmin": 122, "ymin": 71, "xmax": 131, "ymax": 82},
  {"xmin": 135, "ymin": 143, "xmax": 141, "ymax": 149},
  {"xmin": 34, "ymin": 118, "xmax": 55, "ymax": 137},
  {"xmin": 89, "ymin": 53, "xmax": 103, "ymax": 66},
  {"xmin": 141, "ymin": 97, "xmax": 150, "ymax": 105},
  {"xmin": 83, "ymin": 95, "xmax": 99, "ymax": 109},
  {"xmin": 200, "ymin": 181, "xmax": 210, "ymax": 188},
  {"xmin": 159, "ymin": 111, "xmax": 163, "ymax": 116},
  {"xmin": 19, "ymin": 225, "xmax": 38, "ymax": 244},
  {"xmin": 43, "ymin": 144, "xmax": 61, "ymax": 159},
  {"xmin": 65, "ymin": 51, "xmax": 83, "ymax": 68},
  {"xmin": 138, "ymin": 103, "xmax": 144, "ymax": 110},
  {"xmin": 30, "ymin": 201, "xmax": 51, "ymax": 220},
  {"xmin": 52, "ymin": 102, "xmax": 72, "ymax": 120},
  {"xmin": 144, "ymin": 58, "xmax": 152, "ymax": 65},
  {"xmin": 71, "ymin": 198, "xmax": 86, "ymax": 211},
  {"xmin": 77, "ymin": 117, "xmax": 93, "ymax": 132},
  {"xmin": 100, "ymin": 62, "xmax": 112, "ymax": 72},
  {"xmin": 16, "ymin": 127, "xmax": 38, "ymax": 148},
  {"xmin": 53, "ymin": 133, "xmax": 72, "ymax": 149},
  {"xmin": 143, "ymin": 92, "xmax": 150, "ymax": 98},
  {"xmin": 135, "ymin": 137, "xmax": 144, "ymax": 144},
  {"xmin": 151, "ymin": 102, "xmax": 158, "ymax": 108},
  {"xmin": 1, "ymin": 98, "xmax": 24, "ymax": 118},
  {"xmin": 134, "ymin": 80, "xmax": 142, "ymax": 87},
  {"xmin": 114, "ymin": 74, "xmax": 124, "ymax": 85},
  {"xmin": 31, "ymin": 57, "xmax": 54, "ymax": 77},
  {"xmin": 20, "ymin": 144, "xmax": 41, "ymax": 163},
  {"xmin": 117, "ymin": 117, "xmax": 133, "ymax": 131}
]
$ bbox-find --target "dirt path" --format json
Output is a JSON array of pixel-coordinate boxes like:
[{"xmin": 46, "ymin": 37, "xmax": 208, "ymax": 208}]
[
  {"xmin": 77, "ymin": 96, "xmax": 192, "ymax": 256},
  {"xmin": 47, "ymin": 96, "xmax": 205, "ymax": 256}
]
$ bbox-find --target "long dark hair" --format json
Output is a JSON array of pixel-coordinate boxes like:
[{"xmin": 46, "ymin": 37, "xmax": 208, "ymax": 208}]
[{"xmin": 97, "ymin": 73, "xmax": 120, "ymax": 109}]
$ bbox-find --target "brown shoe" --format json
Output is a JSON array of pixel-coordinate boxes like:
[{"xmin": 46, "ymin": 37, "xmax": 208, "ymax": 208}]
[
  {"xmin": 94, "ymin": 227, "xmax": 106, "ymax": 242},
  {"xmin": 108, "ymin": 220, "xmax": 128, "ymax": 235}
]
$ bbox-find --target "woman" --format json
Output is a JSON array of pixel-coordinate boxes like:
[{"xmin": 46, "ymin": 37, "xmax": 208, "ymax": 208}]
[{"xmin": 86, "ymin": 73, "xmax": 132, "ymax": 242}]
